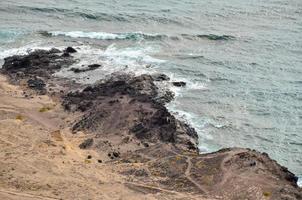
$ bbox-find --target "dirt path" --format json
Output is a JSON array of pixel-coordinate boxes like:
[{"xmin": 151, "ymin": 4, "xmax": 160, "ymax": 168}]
[{"xmin": 185, "ymin": 157, "xmax": 208, "ymax": 194}]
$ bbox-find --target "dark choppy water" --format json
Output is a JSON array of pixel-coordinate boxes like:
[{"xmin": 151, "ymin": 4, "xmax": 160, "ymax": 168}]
[{"xmin": 0, "ymin": 0, "xmax": 301, "ymax": 185}]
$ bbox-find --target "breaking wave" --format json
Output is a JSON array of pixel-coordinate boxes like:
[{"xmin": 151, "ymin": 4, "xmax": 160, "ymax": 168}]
[
  {"xmin": 46, "ymin": 31, "xmax": 168, "ymax": 41},
  {"xmin": 45, "ymin": 31, "xmax": 236, "ymax": 42}
]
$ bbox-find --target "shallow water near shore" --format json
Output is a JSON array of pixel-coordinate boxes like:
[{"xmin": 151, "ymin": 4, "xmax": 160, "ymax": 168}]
[{"xmin": 0, "ymin": 0, "xmax": 301, "ymax": 184}]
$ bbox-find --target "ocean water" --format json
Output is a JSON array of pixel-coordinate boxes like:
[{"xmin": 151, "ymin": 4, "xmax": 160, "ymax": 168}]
[{"xmin": 0, "ymin": 0, "xmax": 301, "ymax": 184}]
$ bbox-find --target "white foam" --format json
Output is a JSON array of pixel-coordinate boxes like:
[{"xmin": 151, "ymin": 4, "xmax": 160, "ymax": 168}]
[
  {"xmin": 165, "ymin": 73, "xmax": 208, "ymax": 97},
  {"xmin": 0, "ymin": 45, "xmax": 35, "ymax": 59},
  {"xmin": 189, "ymin": 81, "xmax": 208, "ymax": 90},
  {"xmin": 166, "ymin": 102, "xmax": 215, "ymax": 153},
  {"xmin": 298, "ymin": 177, "xmax": 302, "ymax": 187},
  {"xmin": 103, "ymin": 44, "xmax": 165, "ymax": 65},
  {"xmin": 0, "ymin": 43, "xmax": 65, "ymax": 59},
  {"xmin": 55, "ymin": 44, "xmax": 165, "ymax": 83},
  {"xmin": 50, "ymin": 31, "xmax": 163, "ymax": 41},
  {"xmin": 51, "ymin": 31, "xmax": 122, "ymax": 40}
]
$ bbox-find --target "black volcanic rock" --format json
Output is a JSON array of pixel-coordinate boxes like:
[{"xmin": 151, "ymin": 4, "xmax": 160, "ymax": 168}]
[
  {"xmin": 63, "ymin": 73, "xmax": 198, "ymax": 151},
  {"xmin": 65, "ymin": 47, "xmax": 77, "ymax": 53},
  {"xmin": 172, "ymin": 81, "xmax": 186, "ymax": 87},
  {"xmin": 1, "ymin": 49, "xmax": 74, "ymax": 81},
  {"xmin": 69, "ymin": 67, "xmax": 81, "ymax": 73},
  {"xmin": 152, "ymin": 73, "xmax": 170, "ymax": 81},
  {"xmin": 62, "ymin": 52, "xmax": 71, "ymax": 57},
  {"xmin": 157, "ymin": 90, "xmax": 175, "ymax": 104},
  {"xmin": 70, "ymin": 64, "xmax": 102, "ymax": 73},
  {"xmin": 1, "ymin": 49, "xmax": 75, "ymax": 94},
  {"xmin": 88, "ymin": 64, "xmax": 101, "ymax": 70}
]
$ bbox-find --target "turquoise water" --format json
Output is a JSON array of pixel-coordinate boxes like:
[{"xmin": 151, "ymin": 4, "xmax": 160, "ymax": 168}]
[{"xmin": 0, "ymin": 0, "xmax": 301, "ymax": 184}]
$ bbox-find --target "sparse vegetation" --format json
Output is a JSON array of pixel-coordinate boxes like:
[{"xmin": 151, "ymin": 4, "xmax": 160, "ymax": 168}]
[
  {"xmin": 15, "ymin": 115, "xmax": 24, "ymax": 121},
  {"xmin": 39, "ymin": 105, "xmax": 54, "ymax": 112}
]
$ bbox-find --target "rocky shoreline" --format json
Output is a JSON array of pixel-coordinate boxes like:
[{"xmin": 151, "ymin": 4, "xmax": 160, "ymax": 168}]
[{"xmin": 0, "ymin": 47, "xmax": 301, "ymax": 199}]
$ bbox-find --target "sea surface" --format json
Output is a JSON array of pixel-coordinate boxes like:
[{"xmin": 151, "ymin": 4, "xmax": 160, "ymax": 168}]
[{"xmin": 0, "ymin": 0, "xmax": 301, "ymax": 185}]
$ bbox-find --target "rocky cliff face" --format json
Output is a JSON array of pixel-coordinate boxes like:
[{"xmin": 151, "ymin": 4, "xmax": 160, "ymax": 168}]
[
  {"xmin": 63, "ymin": 73, "xmax": 199, "ymax": 152},
  {"xmin": 1, "ymin": 48, "xmax": 301, "ymax": 200}
]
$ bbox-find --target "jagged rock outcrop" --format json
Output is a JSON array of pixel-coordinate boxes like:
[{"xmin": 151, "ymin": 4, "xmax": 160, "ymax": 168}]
[
  {"xmin": 1, "ymin": 48, "xmax": 74, "ymax": 80},
  {"xmin": 63, "ymin": 73, "xmax": 198, "ymax": 152}
]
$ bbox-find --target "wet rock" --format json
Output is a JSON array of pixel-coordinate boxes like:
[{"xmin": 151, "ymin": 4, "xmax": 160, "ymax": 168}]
[
  {"xmin": 152, "ymin": 73, "xmax": 170, "ymax": 81},
  {"xmin": 70, "ymin": 68, "xmax": 81, "ymax": 73},
  {"xmin": 79, "ymin": 138, "xmax": 94, "ymax": 149},
  {"xmin": 39, "ymin": 31, "xmax": 52, "ymax": 37},
  {"xmin": 62, "ymin": 52, "xmax": 70, "ymax": 57},
  {"xmin": 88, "ymin": 64, "xmax": 101, "ymax": 70},
  {"xmin": 70, "ymin": 64, "xmax": 102, "ymax": 73},
  {"xmin": 65, "ymin": 47, "xmax": 77, "ymax": 53},
  {"xmin": 1, "ymin": 49, "xmax": 74, "ymax": 81},
  {"xmin": 172, "ymin": 81, "xmax": 186, "ymax": 87},
  {"xmin": 196, "ymin": 34, "xmax": 235, "ymax": 41}
]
